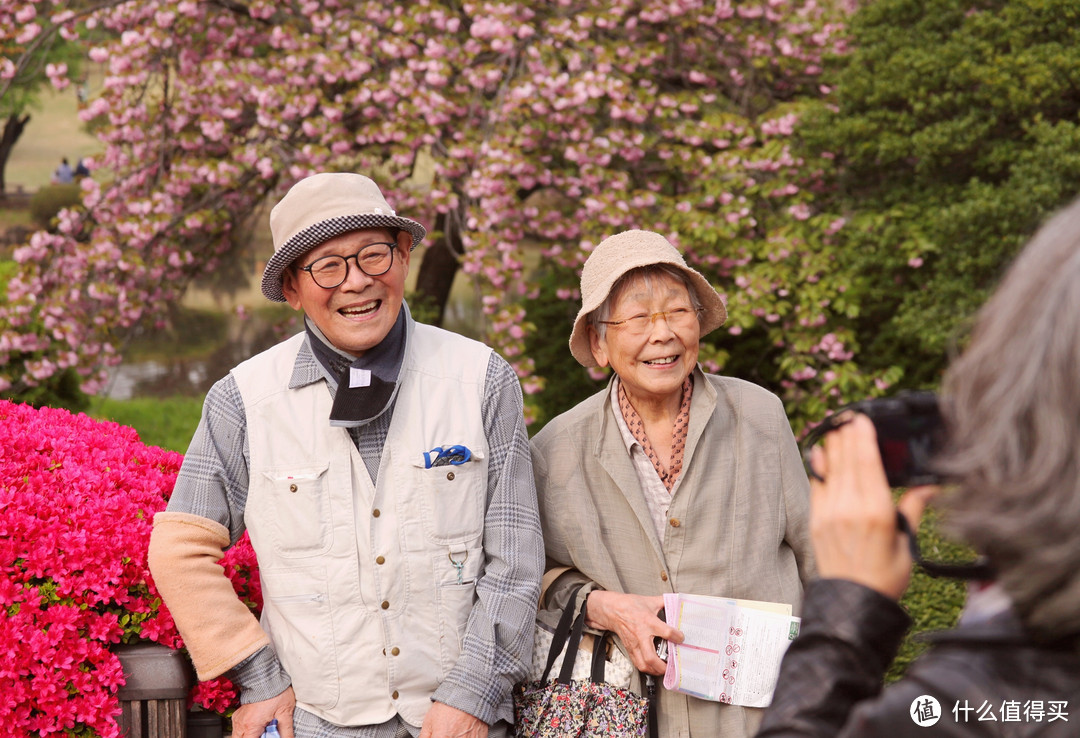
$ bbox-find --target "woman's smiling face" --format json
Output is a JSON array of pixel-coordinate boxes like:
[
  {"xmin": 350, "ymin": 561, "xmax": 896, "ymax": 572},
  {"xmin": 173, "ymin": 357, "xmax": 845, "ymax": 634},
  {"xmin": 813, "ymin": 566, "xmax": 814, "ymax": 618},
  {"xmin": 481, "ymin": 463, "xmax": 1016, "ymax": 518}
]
[{"xmin": 589, "ymin": 271, "xmax": 701, "ymax": 404}]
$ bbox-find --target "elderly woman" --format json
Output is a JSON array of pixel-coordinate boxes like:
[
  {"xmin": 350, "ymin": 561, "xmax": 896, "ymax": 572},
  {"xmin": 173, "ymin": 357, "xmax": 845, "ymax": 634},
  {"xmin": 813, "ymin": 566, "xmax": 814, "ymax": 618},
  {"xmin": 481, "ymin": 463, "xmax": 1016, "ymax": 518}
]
[{"xmin": 531, "ymin": 230, "xmax": 814, "ymax": 737}]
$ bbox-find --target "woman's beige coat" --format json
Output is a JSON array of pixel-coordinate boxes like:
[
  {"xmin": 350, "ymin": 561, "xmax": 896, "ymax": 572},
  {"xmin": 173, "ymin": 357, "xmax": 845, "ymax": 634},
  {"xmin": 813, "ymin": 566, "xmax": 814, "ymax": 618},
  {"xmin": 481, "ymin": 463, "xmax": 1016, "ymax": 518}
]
[{"xmin": 531, "ymin": 368, "xmax": 814, "ymax": 738}]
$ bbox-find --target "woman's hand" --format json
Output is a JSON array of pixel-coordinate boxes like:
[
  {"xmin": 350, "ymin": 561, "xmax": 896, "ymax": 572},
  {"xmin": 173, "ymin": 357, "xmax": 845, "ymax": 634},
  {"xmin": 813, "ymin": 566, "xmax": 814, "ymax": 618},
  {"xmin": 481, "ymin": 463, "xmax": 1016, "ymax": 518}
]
[
  {"xmin": 583, "ymin": 590, "xmax": 683, "ymax": 675},
  {"xmin": 809, "ymin": 414, "xmax": 938, "ymax": 600}
]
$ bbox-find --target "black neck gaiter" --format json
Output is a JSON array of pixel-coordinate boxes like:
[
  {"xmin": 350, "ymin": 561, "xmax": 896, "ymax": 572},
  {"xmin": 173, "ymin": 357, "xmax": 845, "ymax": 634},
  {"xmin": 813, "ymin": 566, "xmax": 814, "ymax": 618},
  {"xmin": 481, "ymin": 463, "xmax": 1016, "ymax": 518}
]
[{"xmin": 305, "ymin": 306, "xmax": 408, "ymax": 428}]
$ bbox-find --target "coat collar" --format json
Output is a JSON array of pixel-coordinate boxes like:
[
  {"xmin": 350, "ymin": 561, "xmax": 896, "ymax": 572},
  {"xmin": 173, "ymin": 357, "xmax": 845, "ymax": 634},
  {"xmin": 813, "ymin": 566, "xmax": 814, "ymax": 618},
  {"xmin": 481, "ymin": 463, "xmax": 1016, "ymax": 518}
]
[{"xmin": 590, "ymin": 366, "xmax": 718, "ymax": 565}]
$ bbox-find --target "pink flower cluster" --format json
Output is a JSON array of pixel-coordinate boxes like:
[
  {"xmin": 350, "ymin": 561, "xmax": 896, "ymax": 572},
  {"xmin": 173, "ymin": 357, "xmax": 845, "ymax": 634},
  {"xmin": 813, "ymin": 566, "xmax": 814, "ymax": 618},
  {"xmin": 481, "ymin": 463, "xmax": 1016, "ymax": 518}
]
[
  {"xmin": 0, "ymin": 401, "xmax": 259, "ymax": 735},
  {"xmin": 0, "ymin": 0, "xmax": 901, "ymax": 433},
  {"xmin": 0, "ymin": 0, "xmax": 849, "ymax": 400}
]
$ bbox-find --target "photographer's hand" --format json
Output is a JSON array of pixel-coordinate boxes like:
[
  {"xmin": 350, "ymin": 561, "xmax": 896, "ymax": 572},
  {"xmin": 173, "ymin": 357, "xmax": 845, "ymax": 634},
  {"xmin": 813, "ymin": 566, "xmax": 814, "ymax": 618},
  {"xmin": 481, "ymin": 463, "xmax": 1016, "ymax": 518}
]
[{"xmin": 809, "ymin": 414, "xmax": 938, "ymax": 600}]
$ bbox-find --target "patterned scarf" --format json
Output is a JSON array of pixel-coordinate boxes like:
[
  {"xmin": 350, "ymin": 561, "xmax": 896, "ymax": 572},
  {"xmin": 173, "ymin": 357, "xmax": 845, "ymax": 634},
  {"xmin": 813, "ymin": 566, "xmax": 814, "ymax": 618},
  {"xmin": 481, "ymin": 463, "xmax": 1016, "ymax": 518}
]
[{"xmin": 618, "ymin": 374, "xmax": 694, "ymax": 492}]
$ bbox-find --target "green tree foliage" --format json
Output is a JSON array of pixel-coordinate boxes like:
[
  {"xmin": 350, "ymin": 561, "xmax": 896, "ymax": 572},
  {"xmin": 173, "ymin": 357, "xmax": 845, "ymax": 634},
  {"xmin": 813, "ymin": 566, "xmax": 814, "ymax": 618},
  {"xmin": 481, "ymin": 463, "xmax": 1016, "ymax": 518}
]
[
  {"xmin": 800, "ymin": 0, "xmax": 1080, "ymax": 389},
  {"xmin": 522, "ymin": 263, "xmax": 606, "ymax": 430}
]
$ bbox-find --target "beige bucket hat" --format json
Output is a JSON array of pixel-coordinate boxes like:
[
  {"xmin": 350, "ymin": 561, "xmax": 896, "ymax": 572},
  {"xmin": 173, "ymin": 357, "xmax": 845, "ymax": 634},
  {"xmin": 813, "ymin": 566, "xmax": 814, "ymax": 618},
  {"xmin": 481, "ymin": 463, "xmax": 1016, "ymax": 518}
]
[
  {"xmin": 261, "ymin": 173, "xmax": 427, "ymax": 302},
  {"xmin": 568, "ymin": 229, "xmax": 727, "ymax": 367}
]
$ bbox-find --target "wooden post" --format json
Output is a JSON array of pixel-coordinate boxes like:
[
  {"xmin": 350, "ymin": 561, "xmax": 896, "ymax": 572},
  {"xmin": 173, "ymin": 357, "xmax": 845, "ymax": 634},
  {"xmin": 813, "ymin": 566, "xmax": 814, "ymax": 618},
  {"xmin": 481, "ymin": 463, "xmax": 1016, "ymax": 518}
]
[{"xmin": 114, "ymin": 642, "xmax": 194, "ymax": 738}]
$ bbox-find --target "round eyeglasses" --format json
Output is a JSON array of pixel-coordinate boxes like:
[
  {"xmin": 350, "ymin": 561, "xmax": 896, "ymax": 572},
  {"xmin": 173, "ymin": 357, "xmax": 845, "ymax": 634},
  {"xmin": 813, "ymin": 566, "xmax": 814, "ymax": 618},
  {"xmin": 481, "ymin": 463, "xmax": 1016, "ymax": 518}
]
[
  {"xmin": 299, "ymin": 242, "xmax": 396, "ymax": 289},
  {"xmin": 597, "ymin": 307, "xmax": 703, "ymax": 336}
]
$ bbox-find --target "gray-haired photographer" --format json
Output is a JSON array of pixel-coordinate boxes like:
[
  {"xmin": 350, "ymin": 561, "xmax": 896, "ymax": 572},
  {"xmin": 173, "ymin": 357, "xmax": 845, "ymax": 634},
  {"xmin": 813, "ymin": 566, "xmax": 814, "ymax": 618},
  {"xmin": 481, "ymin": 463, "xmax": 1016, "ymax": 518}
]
[{"xmin": 757, "ymin": 197, "xmax": 1080, "ymax": 737}]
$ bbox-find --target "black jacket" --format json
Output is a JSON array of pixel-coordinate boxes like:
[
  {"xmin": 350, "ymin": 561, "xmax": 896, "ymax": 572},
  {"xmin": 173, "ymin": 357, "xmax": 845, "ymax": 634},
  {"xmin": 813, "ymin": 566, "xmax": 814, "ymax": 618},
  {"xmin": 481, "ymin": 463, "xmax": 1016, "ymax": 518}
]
[{"xmin": 758, "ymin": 579, "xmax": 1080, "ymax": 737}]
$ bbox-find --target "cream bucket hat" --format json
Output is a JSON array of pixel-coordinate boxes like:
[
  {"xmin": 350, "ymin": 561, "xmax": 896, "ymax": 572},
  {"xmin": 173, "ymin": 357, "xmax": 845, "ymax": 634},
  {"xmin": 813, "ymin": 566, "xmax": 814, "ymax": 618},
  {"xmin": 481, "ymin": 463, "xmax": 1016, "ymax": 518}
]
[
  {"xmin": 568, "ymin": 230, "xmax": 727, "ymax": 367},
  {"xmin": 261, "ymin": 173, "xmax": 427, "ymax": 302}
]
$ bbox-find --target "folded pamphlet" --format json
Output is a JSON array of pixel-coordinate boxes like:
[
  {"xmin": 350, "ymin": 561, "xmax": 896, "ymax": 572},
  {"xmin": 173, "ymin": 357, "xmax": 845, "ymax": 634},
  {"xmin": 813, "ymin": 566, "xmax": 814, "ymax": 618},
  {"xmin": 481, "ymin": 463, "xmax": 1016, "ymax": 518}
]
[{"xmin": 662, "ymin": 593, "xmax": 800, "ymax": 707}]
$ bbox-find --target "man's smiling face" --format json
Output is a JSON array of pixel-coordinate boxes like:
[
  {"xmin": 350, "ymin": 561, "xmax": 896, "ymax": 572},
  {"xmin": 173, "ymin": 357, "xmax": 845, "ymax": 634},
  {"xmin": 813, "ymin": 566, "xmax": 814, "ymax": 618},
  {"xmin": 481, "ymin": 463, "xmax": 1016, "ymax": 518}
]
[{"xmin": 281, "ymin": 227, "xmax": 411, "ymax": 356}]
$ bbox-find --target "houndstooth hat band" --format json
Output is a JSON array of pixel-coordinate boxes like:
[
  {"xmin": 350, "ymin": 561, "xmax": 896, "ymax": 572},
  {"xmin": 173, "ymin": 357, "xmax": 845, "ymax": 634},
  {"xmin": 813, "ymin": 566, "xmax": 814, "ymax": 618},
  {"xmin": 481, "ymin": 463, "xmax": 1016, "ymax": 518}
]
[{"xmin": 261, "ymin": 173, "xmax": 427, "ymax": 302}]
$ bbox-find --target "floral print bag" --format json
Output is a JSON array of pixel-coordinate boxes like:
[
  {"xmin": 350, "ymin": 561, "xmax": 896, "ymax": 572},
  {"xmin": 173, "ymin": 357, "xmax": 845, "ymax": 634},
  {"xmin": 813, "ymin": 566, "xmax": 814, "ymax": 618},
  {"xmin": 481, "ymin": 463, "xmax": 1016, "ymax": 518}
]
[{"xmin": 513, "ymin": 587, "xmax": 652, "ymax": 738}]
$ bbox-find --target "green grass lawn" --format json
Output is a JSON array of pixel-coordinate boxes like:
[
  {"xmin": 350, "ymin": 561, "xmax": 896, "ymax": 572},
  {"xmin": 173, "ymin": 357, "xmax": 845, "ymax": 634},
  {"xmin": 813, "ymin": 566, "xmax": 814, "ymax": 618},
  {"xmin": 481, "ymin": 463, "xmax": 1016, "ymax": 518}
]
[
  {"xmin": 0, "ymin": 207, "xmax": 32, "ymax": 230},
  {"xmin": 88, "ymin": 395, "xmax": 203, "ymax": 453}
]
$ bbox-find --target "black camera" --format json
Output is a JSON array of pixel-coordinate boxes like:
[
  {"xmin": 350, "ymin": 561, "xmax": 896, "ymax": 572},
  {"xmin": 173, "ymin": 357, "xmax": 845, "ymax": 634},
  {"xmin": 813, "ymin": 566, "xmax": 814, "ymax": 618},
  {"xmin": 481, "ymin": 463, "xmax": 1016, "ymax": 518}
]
[
  {"xmin": 803, "ymin": 393, "xmax": 994, "ymax": 579},
  {"xmin": 803, "ymin": 391, "xmax": 946, "ymax": 487}
]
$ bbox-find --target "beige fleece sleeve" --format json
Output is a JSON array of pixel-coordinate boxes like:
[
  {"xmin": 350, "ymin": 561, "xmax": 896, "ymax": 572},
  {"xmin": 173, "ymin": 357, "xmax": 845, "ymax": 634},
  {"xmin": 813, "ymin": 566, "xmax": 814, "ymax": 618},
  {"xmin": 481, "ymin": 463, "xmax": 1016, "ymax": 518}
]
[{"xmin": 148, "ymin": 511, "xmax": 270, "ymax": 680}]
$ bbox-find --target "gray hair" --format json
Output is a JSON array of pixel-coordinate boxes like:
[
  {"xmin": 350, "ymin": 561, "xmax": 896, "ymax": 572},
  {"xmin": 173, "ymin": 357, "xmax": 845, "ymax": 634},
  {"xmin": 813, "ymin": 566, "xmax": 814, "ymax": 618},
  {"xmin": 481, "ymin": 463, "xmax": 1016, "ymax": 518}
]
[
  {"xmin": 587, "ymin": 264, "xmax": 703, "ymax": 340},
  {"xmin": 937, "ymin": 197, "xmax": 1080, "ymax": 638}
]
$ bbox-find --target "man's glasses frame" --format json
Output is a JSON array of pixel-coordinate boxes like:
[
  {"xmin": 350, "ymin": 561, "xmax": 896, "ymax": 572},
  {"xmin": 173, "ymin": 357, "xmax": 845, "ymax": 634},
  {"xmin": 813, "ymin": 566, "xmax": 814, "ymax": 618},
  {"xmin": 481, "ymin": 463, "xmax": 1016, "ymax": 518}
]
[{"xmin": 299, "ymin": 241, "xmax": 397, "ymax": 289}]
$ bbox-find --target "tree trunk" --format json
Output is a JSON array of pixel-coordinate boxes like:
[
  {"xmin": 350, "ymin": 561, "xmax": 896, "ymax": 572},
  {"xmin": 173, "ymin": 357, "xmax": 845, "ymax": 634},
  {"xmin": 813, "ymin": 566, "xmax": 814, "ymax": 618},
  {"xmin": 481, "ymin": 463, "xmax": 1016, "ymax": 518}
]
[
  {"xmin": 413, "ymin": 211, "xmax": 463, "ymax": 327},
  {"xmin": 0, "ymin": 112, "xmax": 31, "ymax": 201}
]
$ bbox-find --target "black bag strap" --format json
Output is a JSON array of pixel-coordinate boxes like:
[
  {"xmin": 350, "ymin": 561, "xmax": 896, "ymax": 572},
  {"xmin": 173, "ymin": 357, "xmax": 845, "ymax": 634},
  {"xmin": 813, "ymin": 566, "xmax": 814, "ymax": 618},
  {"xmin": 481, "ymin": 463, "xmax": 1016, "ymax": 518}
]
[
  {"xmin": 592, "ymin": 613, "xmax": 659, "ymax": 738},
  {"xmin": 556, "ymin": 601, "xmax": 588, "ymax": 684},
  {"xmin": 539, "ymin": 583, "xmax": 585, "ymax": 683},
  {"xmin": 590, "ymin": 630, "xmax": 611, "ymax": 682}
]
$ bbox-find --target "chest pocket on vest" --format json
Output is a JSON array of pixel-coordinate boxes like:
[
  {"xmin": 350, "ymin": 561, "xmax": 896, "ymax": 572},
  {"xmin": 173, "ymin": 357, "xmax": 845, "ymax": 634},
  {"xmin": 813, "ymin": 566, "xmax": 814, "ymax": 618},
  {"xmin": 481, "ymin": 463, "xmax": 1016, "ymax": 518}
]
[
  {"xmin": 413, "ymin": 451, "xmax": 486, "ymax": 544},
  {"xmin": 260, "ymin": 464, "xmax": 333, "ymax": 558}
]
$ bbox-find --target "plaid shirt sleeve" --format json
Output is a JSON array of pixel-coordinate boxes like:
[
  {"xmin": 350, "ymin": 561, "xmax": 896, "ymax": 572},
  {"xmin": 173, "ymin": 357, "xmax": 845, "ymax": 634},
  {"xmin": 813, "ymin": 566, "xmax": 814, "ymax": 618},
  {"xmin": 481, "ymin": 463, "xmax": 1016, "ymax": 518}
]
[
  {"xmin": 431, "ymin": 352, "xmax": 545, "ymax": 726},
  {"xmin": 167, "ymin": 373, "xmax": 251, "ymax": 542}
]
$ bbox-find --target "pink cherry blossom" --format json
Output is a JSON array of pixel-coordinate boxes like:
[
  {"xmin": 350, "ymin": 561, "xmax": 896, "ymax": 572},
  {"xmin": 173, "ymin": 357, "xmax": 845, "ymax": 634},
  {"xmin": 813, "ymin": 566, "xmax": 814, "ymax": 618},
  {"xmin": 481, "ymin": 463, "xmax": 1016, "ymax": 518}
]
[{"xmin": 0, "ymin": 0, "xmax": 901, "ymax": 435}]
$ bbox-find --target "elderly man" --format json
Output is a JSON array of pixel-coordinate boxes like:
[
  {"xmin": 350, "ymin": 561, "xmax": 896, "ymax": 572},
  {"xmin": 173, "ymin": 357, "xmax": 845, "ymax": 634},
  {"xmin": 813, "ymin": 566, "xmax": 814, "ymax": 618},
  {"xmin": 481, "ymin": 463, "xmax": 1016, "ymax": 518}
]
[{"xmin": 148, "ymin": 173, "xmax": 544, "ymax": 738}]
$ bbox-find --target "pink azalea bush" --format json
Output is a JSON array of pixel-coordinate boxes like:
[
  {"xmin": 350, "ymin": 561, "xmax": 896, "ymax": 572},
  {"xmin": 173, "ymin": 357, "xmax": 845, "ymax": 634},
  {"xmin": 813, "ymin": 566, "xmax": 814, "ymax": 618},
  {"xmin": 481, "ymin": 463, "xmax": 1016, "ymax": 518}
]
[{"xmin": 0, "ymin": 400, "xmax": 260, "ymax": 736}]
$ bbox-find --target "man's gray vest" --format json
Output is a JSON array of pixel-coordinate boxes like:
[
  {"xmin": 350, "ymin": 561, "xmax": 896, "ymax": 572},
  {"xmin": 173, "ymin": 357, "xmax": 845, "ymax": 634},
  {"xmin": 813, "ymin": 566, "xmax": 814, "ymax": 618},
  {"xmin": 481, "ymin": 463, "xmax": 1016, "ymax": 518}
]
[{"xmin": 233, "ymin": 325, "xmax": 491, "ymax": 726}]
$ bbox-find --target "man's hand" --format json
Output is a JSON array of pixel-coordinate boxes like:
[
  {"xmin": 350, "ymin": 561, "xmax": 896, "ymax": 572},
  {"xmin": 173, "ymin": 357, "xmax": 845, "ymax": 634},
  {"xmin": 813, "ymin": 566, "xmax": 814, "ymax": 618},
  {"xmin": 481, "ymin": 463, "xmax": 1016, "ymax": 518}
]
[
  {"xmin": 418, "ymin": 702, "xmax": 489, "ymax": 738},
  {"xmin": 582, "ymin": 590, "xmax": 683, "ymax": 675},
  {"xmin": 229, "ymin": 687, "xmax": 296, "ymax": 738},
  {"xmin": 809, "ymin": 414, "xmax": 938, "ymax": 601}
]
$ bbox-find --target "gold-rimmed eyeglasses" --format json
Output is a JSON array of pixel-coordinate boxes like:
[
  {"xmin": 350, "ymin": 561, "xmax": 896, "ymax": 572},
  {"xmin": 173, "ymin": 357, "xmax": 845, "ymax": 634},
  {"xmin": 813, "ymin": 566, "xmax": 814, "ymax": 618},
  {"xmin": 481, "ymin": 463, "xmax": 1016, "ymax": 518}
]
[{"xmin": 597, "ymin": 307, "xmax": 702, "ymax": 336}]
